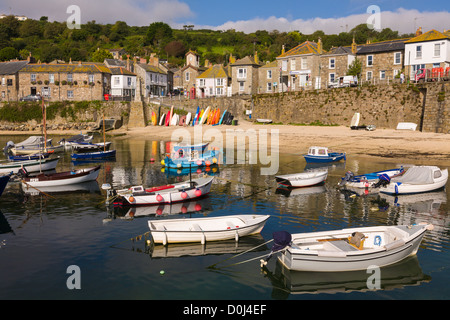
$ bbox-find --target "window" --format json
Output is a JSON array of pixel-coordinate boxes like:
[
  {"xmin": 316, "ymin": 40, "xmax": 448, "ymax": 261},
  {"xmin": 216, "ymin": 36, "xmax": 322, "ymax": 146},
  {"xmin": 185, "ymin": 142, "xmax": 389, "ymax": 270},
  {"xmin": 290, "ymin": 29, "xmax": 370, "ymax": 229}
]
[
  {"xmin": 434, "ymin": 44, "xmax": 441, "ymax": 57},
  {"xmin": 1, "ymin": 77, "xmax": 4, "ymax": 86},
  {"xmin": 291, "ymin": 59, "xmax": 296, "ymax": 70},
  {"xmin": 216, "ymin": 87, "xmax": 223, "ymax": 95},
  {"xmin": 329, "ymin": 73, "xmax": 335, "ymax": 83},
  {"xmin": 380, "ymin": 70, "xmax": 386, "ymax": 79},
  {"xmin": 31, "ymin": 74, "xmax": 36, "ymax": 82},
  {"xmin": 367, "ymin": 55, "xmax": 373, "ymax": 66},
  {"xmin": 281, "ymin": 60, "xmax": 287, "ymax": 72},
  {"xmin": 239, "ymin": 81, "xmax": 244, "ymax": 91},
  {"xmin": 394, "ymin": 52, "xmax": 401, "ymax": 65},
  {"xmin": 49, "ymin": 74, "xmax": 54, "ymax": 84},
  {"xmin": 329, "ymin": 58, "xmax": 335, "ymax": 69},
  {"xmin": 301, "ymin": 58, "xmax": 308, "ymax": 69},
  {"xmin": 416, "ymin": 45, "xmax": 422, "ymax": 59},
  {"xmin": 89, "ymin": 74, "xmax": 94, "ymax": 83},
  {"xmin": 367, "ymin": 71, "xmax": 373, "ymax": 80},
  {"xmin": 267, "ymin": 82, "xmax": 272, "ymax": 92},
  {"xmin": 6, "ymin": 79, "xmax": 12, "ymax": 86},
  {"xmin": 216, "ymin": 78, "xmax": 223, "ymax": 86},
  {"xmin": 199, "ymin": 79, "xmax": 205, "ymax": 86},
  {"xmin": 238, "ymin": 68, "xmax": 247, "ymax": 79},
  {"xmin": 114, "ymin": 77, "xmax": 120, "ymax": 85},
  {"xmin": 67, "ymin": 90, "xmax": 74, "ymax": 99},
  {"xmin": 67, "ymin": 73, "xmax": 73, "ymax": 83},
  {"xmin": 127, "ymin": 77, "xmax": 132, "ymax": 86},
  {"xmin": 185, "ymin": 72, "xmax": 190, "ymax": 82},
  {"xmin": 267, "ymin": 70, "xmax": 272, "ymax": 79}
]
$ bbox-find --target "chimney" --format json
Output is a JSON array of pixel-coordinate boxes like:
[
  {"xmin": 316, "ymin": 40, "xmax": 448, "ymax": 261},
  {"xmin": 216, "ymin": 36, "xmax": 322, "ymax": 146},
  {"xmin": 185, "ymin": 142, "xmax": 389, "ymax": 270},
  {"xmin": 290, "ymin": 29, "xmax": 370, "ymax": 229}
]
[
  {"xmin": 416, "ymin": 27, "xmax": 422, "ymax": 36},
  {"xmin": 352, "ymin": 36, "xmax": 357, "ymax": 55},
  {"xmin": 126, "ymin": 55, "xmax": 130, "ymax": 71},
  {"xmin": 281, "ymin": 45, "xmax": 285, "ymax": 55},
  {"xmin": 254, "ymin": 51, "xmax": 259, "ymax": 64},
  {"xmin": 317, "ymin": 38, "xmax": 323, "ymax": 54}
]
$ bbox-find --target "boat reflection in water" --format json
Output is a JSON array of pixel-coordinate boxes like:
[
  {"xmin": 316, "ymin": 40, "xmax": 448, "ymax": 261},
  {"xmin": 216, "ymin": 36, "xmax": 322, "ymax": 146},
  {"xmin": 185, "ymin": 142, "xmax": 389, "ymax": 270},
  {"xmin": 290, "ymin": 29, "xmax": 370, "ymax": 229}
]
[
  {"xmin": 263, "ymin": 256, "xmax": 431, "ymax": 298},
  {"xmin": 148, "ymin": 234, "xmax": 268, "ymax": 259},
  {"xmin": 110, "ymin": 196, "xmax": 213, "ymax": 220},
  {"xmin": 21, "ymin": 180, "xmax": 101, "ymax": 195}
]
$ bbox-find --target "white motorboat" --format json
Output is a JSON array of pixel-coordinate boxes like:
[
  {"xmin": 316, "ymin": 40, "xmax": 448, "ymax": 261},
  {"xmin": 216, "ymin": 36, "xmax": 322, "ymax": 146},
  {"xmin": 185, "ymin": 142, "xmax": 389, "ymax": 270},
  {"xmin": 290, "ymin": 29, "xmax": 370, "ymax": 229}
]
[
  {"xmin": 108, "ymin": 176, "xmax": 214, "ymax": 206},
  {"xmin": 379, "ymin": 166, "xmax": 448, "ymax": 195},
  {"xmin": 275, "ymin": 170, "xmax": 327, "ymax": 187},
  {"xmin": 148, "ymin": 214, "xmax": 270, "ymax": 245},
  {"xmin": 265, "ymin": 223, "xmax": 433, "ymax": 272}
]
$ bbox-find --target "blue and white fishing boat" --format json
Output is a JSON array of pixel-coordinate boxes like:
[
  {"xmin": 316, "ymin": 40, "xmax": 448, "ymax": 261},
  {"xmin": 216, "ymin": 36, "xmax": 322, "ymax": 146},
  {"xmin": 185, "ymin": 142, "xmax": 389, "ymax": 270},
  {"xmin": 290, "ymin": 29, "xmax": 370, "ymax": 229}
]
[
  {"xmin": 303, "ymin": 146, "xmax": 346, "ymax": 163},
  {"xmin": 71, "ymin": 149, "xmax": 116, "ymax": 161},
  {"xmin": 173, "ymin": 142, "xmax": 209, "ymax": 153},
  {"xmin": 162, "ymin": 149, "xmax": 220, "ymax": 169},
  {"xmin": 339, "ymin": 167, "xmax": 405, "ymax": 188}
]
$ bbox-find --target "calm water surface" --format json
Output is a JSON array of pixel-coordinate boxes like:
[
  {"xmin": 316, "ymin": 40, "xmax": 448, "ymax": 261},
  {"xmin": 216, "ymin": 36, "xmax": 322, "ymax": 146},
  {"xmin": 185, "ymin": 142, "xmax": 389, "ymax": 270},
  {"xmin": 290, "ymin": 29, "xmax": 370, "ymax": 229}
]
[{"xmin": 0, "ymin": 134, "xmax": 449, "ymax": 300}]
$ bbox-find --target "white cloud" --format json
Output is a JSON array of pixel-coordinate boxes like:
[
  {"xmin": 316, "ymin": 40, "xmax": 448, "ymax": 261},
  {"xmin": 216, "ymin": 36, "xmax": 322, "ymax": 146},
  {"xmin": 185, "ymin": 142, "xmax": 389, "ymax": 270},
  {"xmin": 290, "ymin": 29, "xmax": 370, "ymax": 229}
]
[
  {"xmin": 0, "ymin": 0, "xmax": 194, "ymax": 26},
  {"xmin": 195, "ymin": 8, "xmax": 450, "ymax": 35}
]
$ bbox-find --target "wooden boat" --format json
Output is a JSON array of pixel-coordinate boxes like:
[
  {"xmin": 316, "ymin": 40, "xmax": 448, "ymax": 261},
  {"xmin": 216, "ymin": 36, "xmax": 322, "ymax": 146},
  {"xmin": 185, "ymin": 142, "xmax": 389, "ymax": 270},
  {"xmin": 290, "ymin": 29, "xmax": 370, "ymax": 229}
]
[
  {"xmin": 303, "ymin": 146, "xmax": 346, "ymax": 163},
  {"xmin": 109, "ymin": 176, "xmax": 214, "ymax": 206},
  {"xmin": 148, "ymin": 214, "xmax": 270, "ymax": 245},
  {"xmin": 71, "ymin": 149, "xmax": 116, "ymax": 161},
  {"xmin": 0, "ymin": 157, "xmax": 60, "ymax": 174},
  {"xmin": 8, "ymin": 152, "xmax": 52, "ymax": 162},
  {"xmin": 265, "ymin": 223, "xmax": 433, "ymax": 272},
  {"xmin": 379, "ymin": 166, "xmax": 448, "ymax": 195},
  {"xmin": 339, "ymin": 167, "xmax": 405, "ymax": 188},
  {"xmin": 0, "ymin": 173, "xmax": 11, "ymax": 197},
  {"xmin": 275, "ymin": 170, "xmax": 327, "ymax": 188},
  {"xmin": 10, "ymin": 143, "xmax": 63, "ymax": 155},
  {"xmin": 20, "ymin": 166, "xmax": 100, "ymax": 188}
]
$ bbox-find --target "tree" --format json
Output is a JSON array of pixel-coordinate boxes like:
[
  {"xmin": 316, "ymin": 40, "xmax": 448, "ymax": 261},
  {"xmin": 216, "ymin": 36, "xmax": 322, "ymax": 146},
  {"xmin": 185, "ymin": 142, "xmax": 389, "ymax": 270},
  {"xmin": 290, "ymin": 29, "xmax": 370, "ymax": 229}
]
[
  {"xmin": 146, "ymin": 22, "xmax": 173, "ymax": 47},
  {"xmin": 347, "ymin": 58, "xmax": 362, "ymax": 77},
  {"xmin": 164, "ymin": 40, "xmax": 186, "ymax": 57},
  {"xmin": 90, "ymin": 48, "xmax": 113, "ymax": 62},
  {"xmin": 0, "ymin": 47, "xmax": 19, "ymax": 61}
]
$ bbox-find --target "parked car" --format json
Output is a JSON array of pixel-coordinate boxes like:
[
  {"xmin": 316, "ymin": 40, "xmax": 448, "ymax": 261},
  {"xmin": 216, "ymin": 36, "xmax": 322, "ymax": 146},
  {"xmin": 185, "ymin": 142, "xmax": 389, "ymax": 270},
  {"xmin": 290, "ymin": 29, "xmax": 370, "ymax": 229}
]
[{"xmin": 20, "ymin": 95, "xmax": 42, "ymax": 101}]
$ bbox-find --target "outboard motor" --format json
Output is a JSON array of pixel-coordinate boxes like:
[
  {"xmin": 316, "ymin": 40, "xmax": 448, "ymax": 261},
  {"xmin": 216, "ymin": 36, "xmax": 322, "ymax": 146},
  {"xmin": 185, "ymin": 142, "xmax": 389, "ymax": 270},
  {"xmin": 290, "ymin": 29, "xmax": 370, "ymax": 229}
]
[
  {"xmin": 3, "ymin": 141, "xmax": 14, "ymax": 155},
  {"xmin": 339, "ymin": 171, "xmax": 354, "ymax": 186},
  {"xmin": 373, "ymin": 173, "xmax": 391, "ymax": 188}
]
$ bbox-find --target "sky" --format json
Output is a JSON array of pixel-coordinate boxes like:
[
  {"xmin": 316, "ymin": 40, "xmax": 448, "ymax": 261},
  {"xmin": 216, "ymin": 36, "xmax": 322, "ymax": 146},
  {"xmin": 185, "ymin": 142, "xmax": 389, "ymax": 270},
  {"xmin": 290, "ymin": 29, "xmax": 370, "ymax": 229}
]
[{"xmin": 1, "ymin": 0, "xmax": 449, "ymax": 35}]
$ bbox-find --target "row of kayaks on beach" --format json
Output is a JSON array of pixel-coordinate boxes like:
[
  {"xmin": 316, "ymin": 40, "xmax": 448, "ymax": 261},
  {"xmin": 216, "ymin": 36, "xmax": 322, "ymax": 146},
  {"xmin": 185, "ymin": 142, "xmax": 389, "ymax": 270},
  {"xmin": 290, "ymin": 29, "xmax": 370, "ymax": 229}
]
[{"xmin": 151, "ymin": 106, "xmax": 235, "ymax": 127}]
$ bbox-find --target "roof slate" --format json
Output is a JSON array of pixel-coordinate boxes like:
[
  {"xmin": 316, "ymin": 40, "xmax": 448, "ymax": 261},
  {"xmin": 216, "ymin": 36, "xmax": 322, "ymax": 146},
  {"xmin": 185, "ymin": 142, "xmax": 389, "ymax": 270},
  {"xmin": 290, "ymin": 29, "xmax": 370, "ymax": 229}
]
[
  {"xmin": 197, "ymin": 65, "xmax": 229, "ymax": 79},
  {"xmin": 356, "ymin": 39, "xmax": 408, "ymax": 54},
  {"xmin": 20, "ymin": 63, "xmax": 111, "ymax": 74},
  {"xmin": 231, "ymin": 56, "xmax": 260, "ymax": 66},
  {"xmin": 277, "ymin": 41, "xmax": 321, "ymax": 58},
  {"xmin": 137, "ymin": 63, "xmax": 167, "ymax": 74},
  {"xmin": 109, "ymin": 67, "xmax": 136, "ymax": 76},
  {"xmin": 405, "ymin": 29, "xmax": 450, "ymax": 43},
  {"xmin": 0, "ymin": 61, "xmax": 29, "ymax": 75}
]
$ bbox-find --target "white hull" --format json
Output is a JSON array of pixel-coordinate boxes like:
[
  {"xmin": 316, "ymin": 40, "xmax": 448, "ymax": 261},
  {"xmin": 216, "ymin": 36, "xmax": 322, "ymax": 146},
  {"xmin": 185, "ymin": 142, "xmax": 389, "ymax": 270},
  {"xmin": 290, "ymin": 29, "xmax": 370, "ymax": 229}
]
[
  {"xmin": 0, "ymin": 157, "xmax": 60, "ymax": 174},
  {"xmin": 276, "ymin": 170, "xmax": 327, "ymax": 187},
  {"xmin": 117, "ymin": 177, "xmax": 214, "ymax": 206},
  {"xmin": 148, "ymin": 214, "xmax": 270, "ymax": 245},
  {"xmin": 380, "ymin": 167, "xmax": 448, "ymax": 195},
  {"xmin": 21, "ymin": 166, "xmax": 100, "ymax": 188},
  {"xmin": 11, "ymin": 145, "xmax": 64, "ymax": 155},
  {"xmin": 278, "ymin": 224, "xmax": 432, "ymax": 272}
]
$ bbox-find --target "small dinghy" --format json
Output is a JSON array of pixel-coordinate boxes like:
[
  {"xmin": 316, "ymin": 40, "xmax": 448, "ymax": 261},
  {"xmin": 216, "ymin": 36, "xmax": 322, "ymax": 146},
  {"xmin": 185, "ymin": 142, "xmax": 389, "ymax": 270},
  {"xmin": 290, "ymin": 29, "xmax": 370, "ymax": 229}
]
[
  {"xmin": 0, "ymin": 157, "xmax": 60, "ymax": 174},
  {"xmin": 148, "ymin": 214, "xmax": 270, "ymax": 245},
  {"xmin": 303, "ymin": 146, "xmax": 346, "ymax": 163},
  {"xmin": 379, "ymin": 166, "xmax": 448, "ymax": 195},
  {"xmin": 339, "ymin": 167, "xmax": 405, "ymax": 188},
  {"xmin": 20, "ymin": 166, "xmax": 100, "ymax": 188},
  {"xmin": 107, "ymin": 176, "xmax": 214, "ymax": 206},
  {"xmin": 262, "ymin": 223, "xmax": 433, "ymax": 272},
  {"xmin": 275, "ymin": 170, "xmax": 327, "ymax": 188}
]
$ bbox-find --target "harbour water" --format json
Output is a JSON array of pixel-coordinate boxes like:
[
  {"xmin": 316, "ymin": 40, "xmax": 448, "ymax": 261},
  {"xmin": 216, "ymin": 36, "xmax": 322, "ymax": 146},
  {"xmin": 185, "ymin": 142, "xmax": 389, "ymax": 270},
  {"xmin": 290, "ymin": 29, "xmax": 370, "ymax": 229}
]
[{"xmin": 0, "ymin": 135, "xmax": 449, "ymax": 300}]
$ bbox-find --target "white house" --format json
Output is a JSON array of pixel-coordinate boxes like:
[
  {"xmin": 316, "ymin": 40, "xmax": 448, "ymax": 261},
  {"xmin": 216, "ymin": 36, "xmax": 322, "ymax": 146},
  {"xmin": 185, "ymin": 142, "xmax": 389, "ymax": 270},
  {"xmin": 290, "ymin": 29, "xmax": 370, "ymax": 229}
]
[
  {"xmin": 110, "ymin": 67, "xmax": 136, "ymax": 101},
  {"xmin": 404, "ymin": 29, "xmax": 450, "ymax": 80},
  {"xmin": 196, "ymin": 64, "xmax": 230, "ymax": 98},
  {"xmin": 134, "ymin": 63, "xmax": 168, "ymax": 97}
]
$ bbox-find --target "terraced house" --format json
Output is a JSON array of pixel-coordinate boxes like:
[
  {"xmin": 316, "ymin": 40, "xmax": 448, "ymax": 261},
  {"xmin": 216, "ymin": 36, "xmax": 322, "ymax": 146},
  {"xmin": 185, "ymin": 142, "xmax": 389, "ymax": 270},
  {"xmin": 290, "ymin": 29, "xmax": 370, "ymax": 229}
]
[
  {"xmin": 0, "ymin": 60, "xmax": 29, "ymax": 102},
  {"xmin": 196, "ymin": 64, "xmax": 231, "ymax": 98},
  {"xmin": 18, "ymin": 62, "xmax": 112, "ymax": 101}
]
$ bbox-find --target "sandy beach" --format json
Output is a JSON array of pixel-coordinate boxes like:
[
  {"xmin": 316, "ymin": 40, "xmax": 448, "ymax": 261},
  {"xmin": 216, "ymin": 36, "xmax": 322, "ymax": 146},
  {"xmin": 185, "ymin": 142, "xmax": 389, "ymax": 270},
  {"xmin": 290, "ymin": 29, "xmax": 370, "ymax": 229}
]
[{"xmin": 2, "ymin": 120, "xmax": 450, "ymax": 165}]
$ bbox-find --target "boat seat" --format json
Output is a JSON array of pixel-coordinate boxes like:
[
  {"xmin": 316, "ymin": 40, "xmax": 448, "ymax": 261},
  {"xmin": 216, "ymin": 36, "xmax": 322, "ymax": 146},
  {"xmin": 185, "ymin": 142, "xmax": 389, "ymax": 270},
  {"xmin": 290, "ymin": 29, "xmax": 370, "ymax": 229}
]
[{"xmin": 323, "ymin": 240, "xmax": 359, "ymax": 252}]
